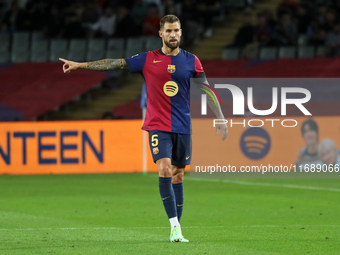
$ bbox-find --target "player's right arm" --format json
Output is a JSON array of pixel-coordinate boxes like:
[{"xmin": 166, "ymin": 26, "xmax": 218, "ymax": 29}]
[{"xmin": 59, "ymin": 58, "xmax": 128, "ymax": 73}]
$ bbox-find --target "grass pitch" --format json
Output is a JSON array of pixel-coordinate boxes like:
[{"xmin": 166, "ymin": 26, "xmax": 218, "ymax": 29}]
[{"xmin": 0, "ymin": 173, "xmax": 339, "ymax": 254}]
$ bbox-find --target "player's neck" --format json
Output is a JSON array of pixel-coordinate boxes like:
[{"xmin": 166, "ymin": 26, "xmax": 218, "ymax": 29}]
[{"xmin": 161, "ymin": 46, "xmax": 180, "ymax": 56}]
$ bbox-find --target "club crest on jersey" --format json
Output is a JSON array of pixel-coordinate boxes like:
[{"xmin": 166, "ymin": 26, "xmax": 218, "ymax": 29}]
[
  {"xmin": 153, "ymin": 147, "xmax": 159, "ymax": 154},
  {"xmin": 167, "ymin": 65, "xmax": 176, "ymax": 73}
]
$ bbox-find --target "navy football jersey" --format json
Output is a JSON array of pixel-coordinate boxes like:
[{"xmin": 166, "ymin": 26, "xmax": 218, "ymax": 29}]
[{"xmin": 125, "ymin": 48, "xmax": 205, "ymax": 134}]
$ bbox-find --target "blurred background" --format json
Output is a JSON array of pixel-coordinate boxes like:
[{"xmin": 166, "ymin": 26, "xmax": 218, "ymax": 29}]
[
  {"xmin": 2, "ymin": 0, "xmax": 340, "ymax": 122},
  {"xmin": 1, "ymin": 2, "xmax": 340, "ymax": 251}
]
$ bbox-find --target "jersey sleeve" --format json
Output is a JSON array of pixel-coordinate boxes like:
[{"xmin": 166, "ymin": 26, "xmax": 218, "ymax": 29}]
[
  {"xmin": 194, "ymin": 55, "xmax": 205, "ymax": 78},
  {"xmin": 125, "ymin": 52, "xmax": 148, "ymax": 74}
]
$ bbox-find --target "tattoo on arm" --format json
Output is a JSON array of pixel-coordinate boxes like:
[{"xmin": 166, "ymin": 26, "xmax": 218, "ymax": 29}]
[
  {"xmin": 196, "ymin": 82, "xmax": 224, "ymax": 118},
  {"xmin": 207, "ymin": 95, "xmax": 224, "ymax": 118},
  {"xmin": 84, "ymin": 59, "xmax": 128, "ymax": 71}
]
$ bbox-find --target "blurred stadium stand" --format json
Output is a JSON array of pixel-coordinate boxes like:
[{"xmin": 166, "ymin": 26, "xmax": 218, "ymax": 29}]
[
  {"xmin": 0, "ymin": 63, "xmax": 105, "ymax": 121},
  {"xmin": 222, "ymin": 0, "xmax": 340, "ymax": 59},
  {"xmin": 222, "ymin": 45, "xmax": 323, "ymax": 60},
  {"xmin": 0, "ymin": 32, "xmax": 330, "ymax": 63},
  {"xmin": 2, "ymin": 0, "xmax": 340, "ymax": 121},
  {"xmin": 0, "ymin": 33, "xmax": 165, "ymax": 64},
  {"xmin": 106, "ymin": 38, "xmax": 125, "ymax": 59}
]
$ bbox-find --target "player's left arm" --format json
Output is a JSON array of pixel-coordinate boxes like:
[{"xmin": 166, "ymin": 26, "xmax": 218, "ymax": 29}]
[{"xmin": 194, "ymin": 75, "xmax": 228, "ymax": 141}]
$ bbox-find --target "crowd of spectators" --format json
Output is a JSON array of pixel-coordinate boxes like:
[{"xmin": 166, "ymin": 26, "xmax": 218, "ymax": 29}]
[
  {"xmin": 0, "ymin": 0, "xmax": 226, "ymax": 47},
  {"xmin": 229, "ymin": 0, "xmax": 340, "ymax": 58}
]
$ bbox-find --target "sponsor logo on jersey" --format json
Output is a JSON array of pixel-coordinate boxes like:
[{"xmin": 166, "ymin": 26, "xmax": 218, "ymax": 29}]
[
  {"xmin": 167, "ymin": 65, "xmax": 176, "ymax": 73},
  {"xmin": 163, "ymin": 81, "xmax": 179, "ymax": 97},
  {"xmin": 153, "ymin": 147, "xmax": 159, "ymax": 154},
  {"xmin": 153, "ymin": 60, "xmax": 163, "ymax": 63}
]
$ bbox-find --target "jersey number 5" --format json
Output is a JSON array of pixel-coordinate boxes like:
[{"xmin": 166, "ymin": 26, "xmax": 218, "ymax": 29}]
[{"xmin": 151, "ymin": 134, "xmax": 158, "ymax": 147}]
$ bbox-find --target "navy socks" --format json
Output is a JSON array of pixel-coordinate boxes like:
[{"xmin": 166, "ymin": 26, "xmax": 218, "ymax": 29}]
[
  {"xmin": 159, "ymin": 177, "xmax": 177, "ymax": 219},
  {"xmin": 172, "ymin": 182, "xmax": 184, "ymax": 222}
]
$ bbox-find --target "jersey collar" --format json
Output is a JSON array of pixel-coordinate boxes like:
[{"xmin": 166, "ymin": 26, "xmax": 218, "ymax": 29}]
[{"xmin": 159, "ymin": 48, "xmax": 181, "ymax": 57}]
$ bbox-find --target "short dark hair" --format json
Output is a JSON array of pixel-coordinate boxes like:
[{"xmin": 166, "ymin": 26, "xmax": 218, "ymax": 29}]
[
  {"xmin": 160, "ymin": 14, "xmax": 181, "ymax": 30},
  {"xmin": 301, "ymin": 119, "xmax": 318, "ymax": 135}
]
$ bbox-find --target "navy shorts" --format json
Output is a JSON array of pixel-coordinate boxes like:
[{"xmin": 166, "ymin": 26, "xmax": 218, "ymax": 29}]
[{"xmin": 148, "ymin": 130, "xmax": 192, "ymax": 166}]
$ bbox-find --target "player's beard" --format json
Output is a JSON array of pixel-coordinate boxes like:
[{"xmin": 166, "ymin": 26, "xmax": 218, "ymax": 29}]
[{"xmin": 165, "ymin": 39, "xmax": 180, "ymax": 50}]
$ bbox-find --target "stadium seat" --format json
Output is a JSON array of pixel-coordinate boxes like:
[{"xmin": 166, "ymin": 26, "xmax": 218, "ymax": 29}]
[
  {"xmin": 298, "ymin": 34, "xmax": 307, "ymax": 46},
  {"xmin": 11, "ymin": 32, "xmax": 30, "ymax": 63},
  {"xmin": 11, "ymin": 44, "xmax": 30, "ymax": 63},
  {"xmin": 126, "ymin": 37, "xmax": 145, "ymax": 58},
  {"xmin": 222, "ymin": 48, "xmax": 240, "ymax": 60},
  {"xmin": 87, "ymin": 39, "xmax": 106, "ymax": 61},
  {"xmin": 106, "ymin": 38, "xmax": 125, "ymax": 59},
  {"xmin": 278, "ymin": 46, "xmax": 297, "ymax": 59},
  {"xmin": 31, "ymin": 31, "xmax": 45, "ymax": 42},
  {"xmin": 298, "ymin": 46, "xmax": 315, "ymax": 58},
  {"xmin": 0, "ymin": 50, "xmax": 10, "ymax": 63},
  {"xmin": 259, "ymin": 47, "xmax": 278, "ymax": 59},
  {"xmin": 13, "ymin": 31, "xmax": 30, "ymax": 44},
  {"xmin": 31, "ymin": 40, "xmax": 49, "ymax": 62},
  {"xmin": 145, "ymin": 37, "xmax": 161, "ymax": 51},
  {"xmin": 68, "ymin": 39, "xmax": 87, "ymax": 62},
  {"xmin": 316, "ymin": 46, "xmax": 325, "ymax": 57},
  {"xmin": 50, "ymin": 39, "xmax": 68, "ymax": 62},
  {"xmin": 0, "ymin": 34, "xmax": 10, "ymax": 63}
]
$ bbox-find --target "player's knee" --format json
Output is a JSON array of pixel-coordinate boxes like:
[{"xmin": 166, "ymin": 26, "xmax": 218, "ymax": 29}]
[
  {"xmin": 177, "ymin": 172, "xmax": 184, "ymax": 182},
  {"xmin": 174, "ymin": 171, "xmax": 184, "ymax": 183},
  {"xmin": 157, "ymin": 160, "xmax": 172, "ymax": 177},
  {"xmin": 160, "ymin": 166, "xmax": 172, "ymax": 177}
]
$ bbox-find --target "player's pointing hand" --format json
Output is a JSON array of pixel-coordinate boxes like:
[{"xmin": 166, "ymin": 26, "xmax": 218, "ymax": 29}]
[{"xmin": 59, "ymin": 58, "xmax": 81, "ymax": 73}]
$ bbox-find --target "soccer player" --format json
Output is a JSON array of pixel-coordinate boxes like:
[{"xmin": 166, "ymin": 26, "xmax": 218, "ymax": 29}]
[{"xmin": 60, "ymin": 14, "xmax": 228, "ymax": 243}]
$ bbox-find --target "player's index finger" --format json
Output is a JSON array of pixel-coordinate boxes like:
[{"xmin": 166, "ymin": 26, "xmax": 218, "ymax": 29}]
[{"xmin": 59, "ymin": 58, "xmax": 67, "ymax": 62}]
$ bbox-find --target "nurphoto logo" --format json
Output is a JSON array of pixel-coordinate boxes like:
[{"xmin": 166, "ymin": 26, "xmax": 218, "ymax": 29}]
[{"xmin": 200, "ymin": 84, "xmax": 312, "ymax": 128}]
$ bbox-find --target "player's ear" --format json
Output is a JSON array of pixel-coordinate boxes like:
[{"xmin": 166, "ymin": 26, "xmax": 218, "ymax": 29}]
[
  {"xmin": 159, "ymin": 29, "xmax": 163, "ymax": 38},
  {"xmin": 180, "ymin": 29, "xmax": 182, "ymax": 37}
]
